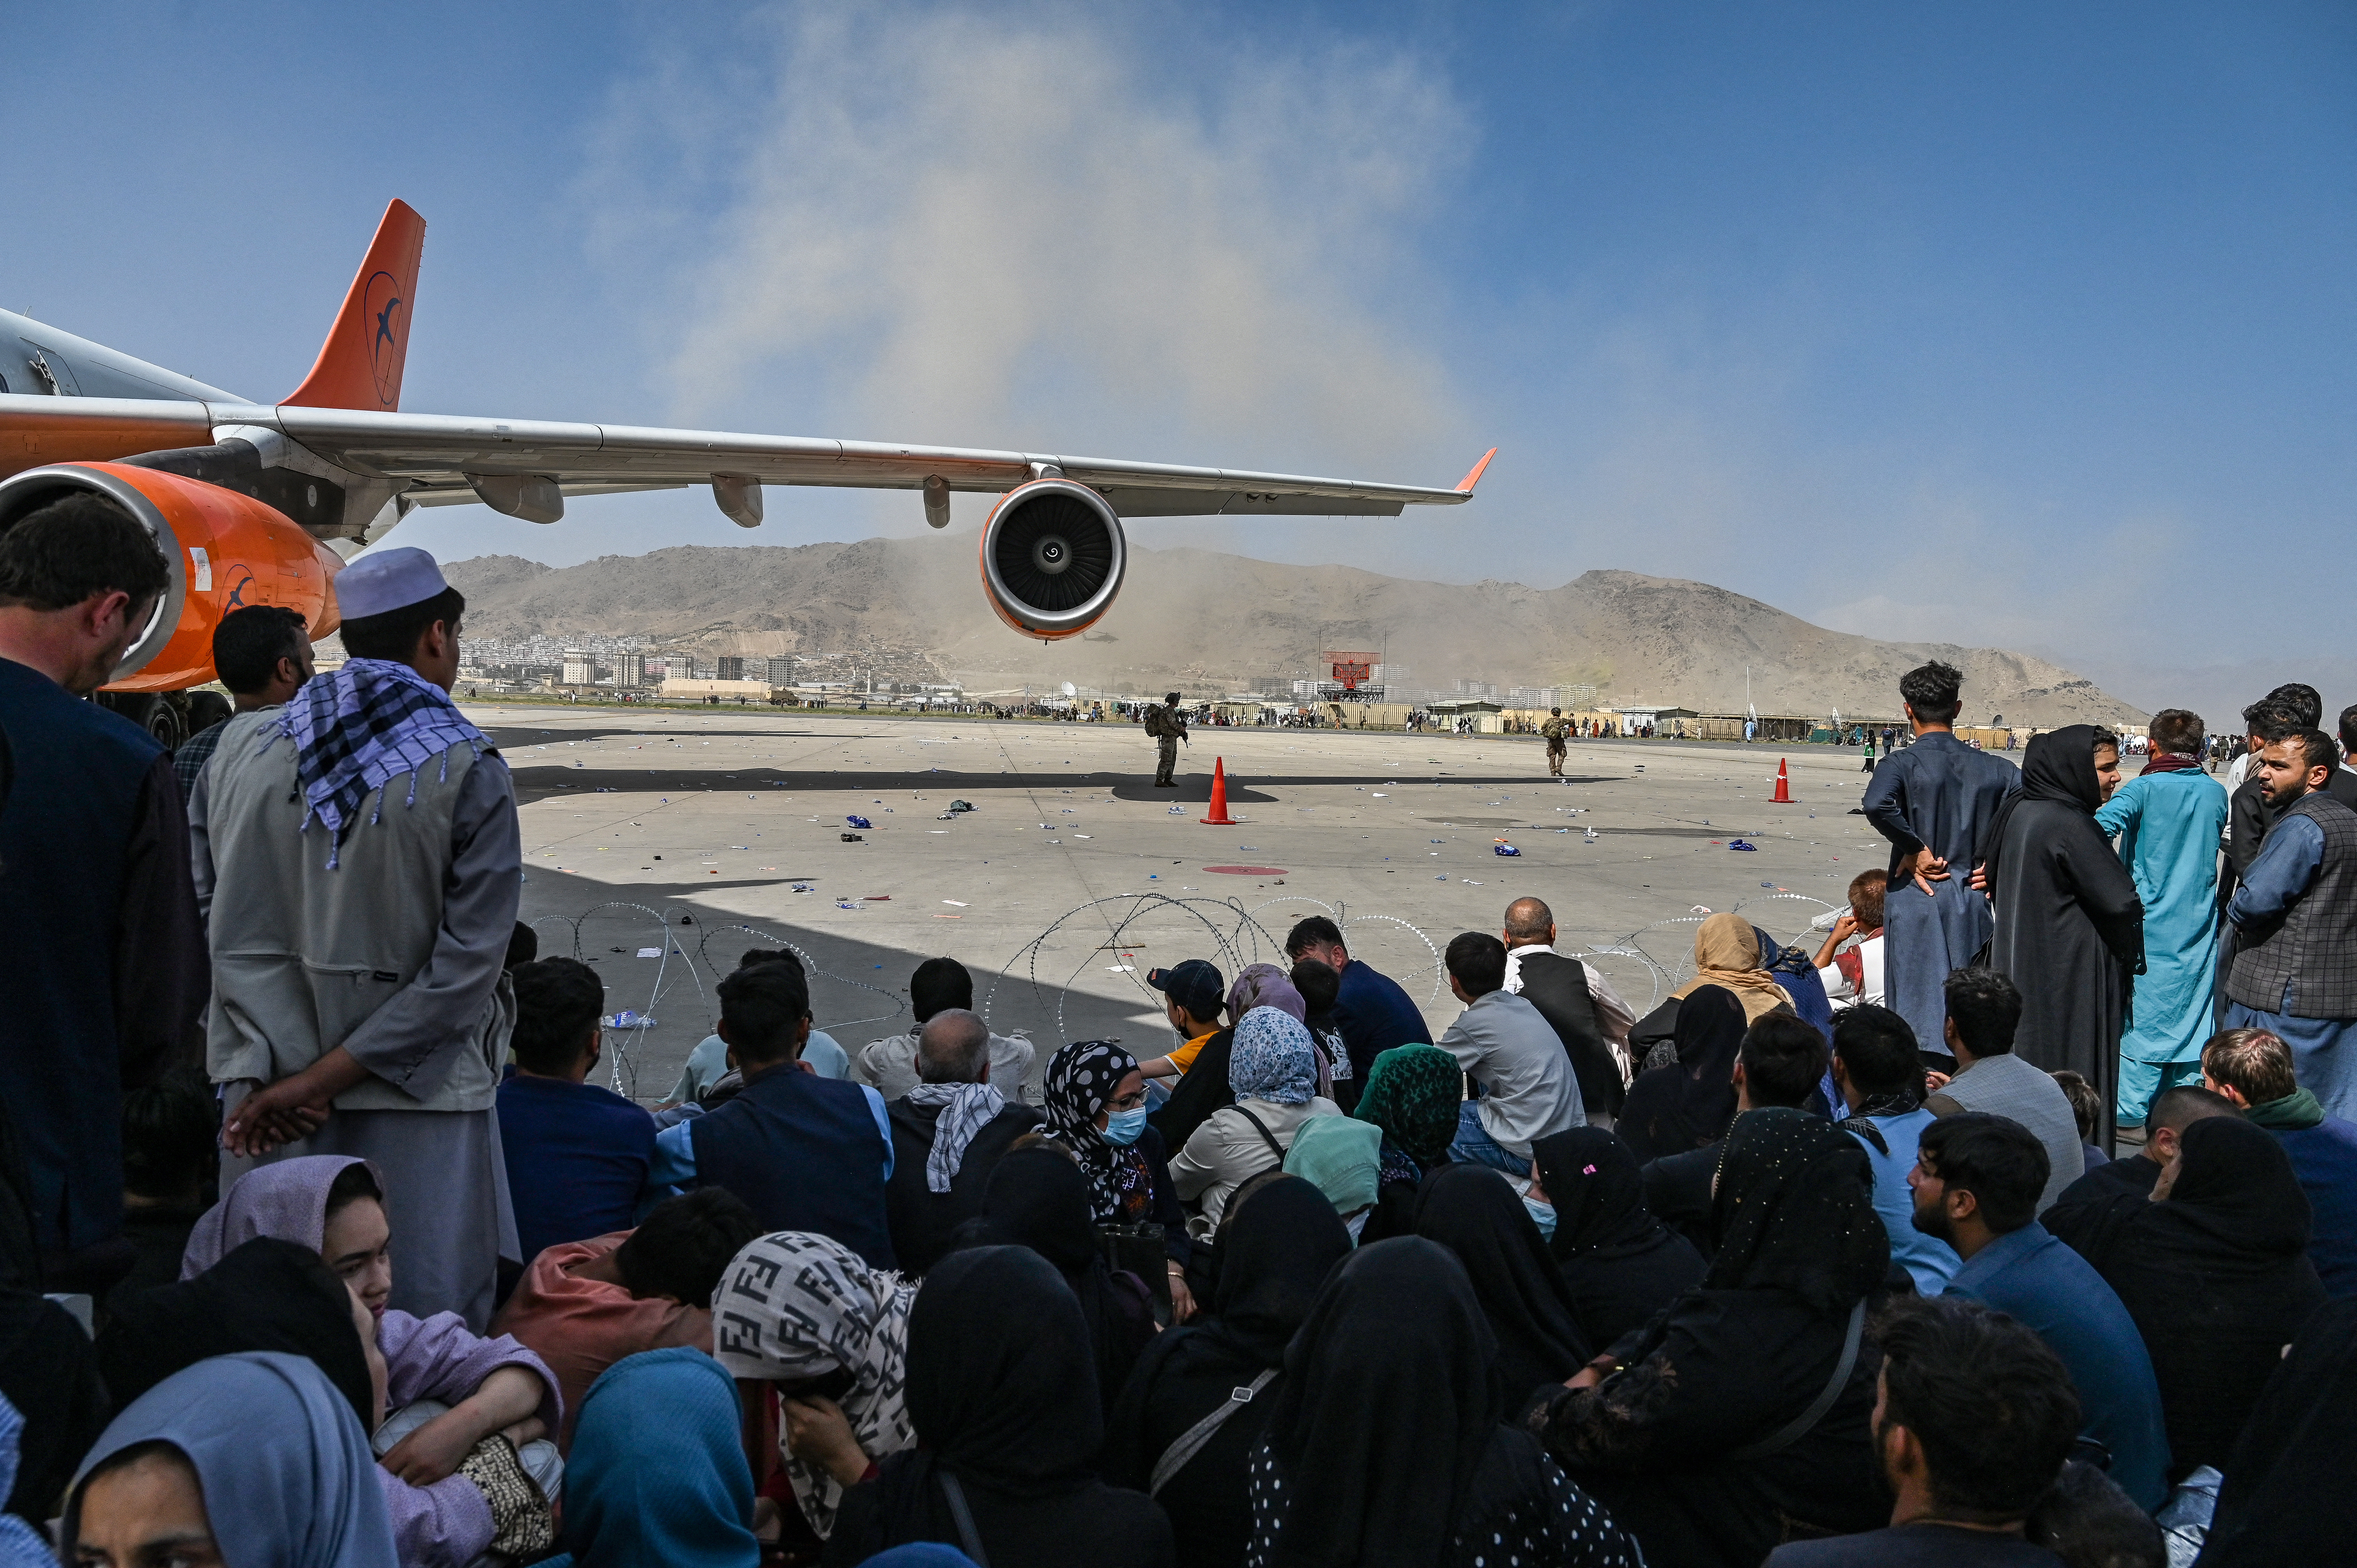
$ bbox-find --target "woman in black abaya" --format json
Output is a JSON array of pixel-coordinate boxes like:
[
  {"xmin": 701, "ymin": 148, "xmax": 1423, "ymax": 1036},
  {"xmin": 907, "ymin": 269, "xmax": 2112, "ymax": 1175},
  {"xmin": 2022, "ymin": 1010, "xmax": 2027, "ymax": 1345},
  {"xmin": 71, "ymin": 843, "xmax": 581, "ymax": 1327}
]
[
  {"xmin": 1980, "ymin": 724, "xmax": 2144, "ymax": 1149},
  {"xmin": 1105, "ymin": 1176, "xmax": 1352, "ymax": 1568},
  {"xmin": 823, "ymin": 1246, "xmax": 1172, "ymax": 1568},
  {"xmin": 1614, "ymin": 984, "xmax": 1747, "ymax": 1164},
  {"xmin": 2046, "ymin": 1114, "xmax": 2326, "ymax": 1479},
  {"xmin": 950, "ymin": 1148, "xmax": 1156, "ymax": 1423},
  {"xmin": 1530, "ymin": 1128, "xmax": 1707, "ymax": 1351},
  {"xmin": 1244, "ymin": 1238, "xmax": 1640, "ymax": 1568},
  {"xmin": 1527, "ymin": 1108, "xmax": 1892, "ymax": 1568},
  {"xmin": 1411, "ymin": 1165, "xmax": 1591, "ymax": 1414}
]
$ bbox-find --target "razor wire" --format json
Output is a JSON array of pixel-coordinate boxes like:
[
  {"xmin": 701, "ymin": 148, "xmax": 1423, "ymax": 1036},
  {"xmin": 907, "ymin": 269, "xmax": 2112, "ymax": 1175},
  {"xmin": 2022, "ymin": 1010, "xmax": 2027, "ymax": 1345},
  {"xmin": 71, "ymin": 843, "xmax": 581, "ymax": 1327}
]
[{"xmin": 529, "ymin": 883, "xmax": 1839, "ymax": 1100}]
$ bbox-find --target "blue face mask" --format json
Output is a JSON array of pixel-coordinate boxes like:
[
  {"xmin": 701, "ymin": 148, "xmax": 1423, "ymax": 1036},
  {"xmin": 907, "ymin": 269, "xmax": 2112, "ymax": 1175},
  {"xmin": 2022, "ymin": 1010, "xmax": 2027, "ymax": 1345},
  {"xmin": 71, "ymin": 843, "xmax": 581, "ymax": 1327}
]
[
  {"xmin": 1522, "ymin": 1196, "xmax": 1558, "ymax": 1241},
  {"xmin": 1103, "ymin": 1107, "xmax": 1148, "ymax": 1146}
]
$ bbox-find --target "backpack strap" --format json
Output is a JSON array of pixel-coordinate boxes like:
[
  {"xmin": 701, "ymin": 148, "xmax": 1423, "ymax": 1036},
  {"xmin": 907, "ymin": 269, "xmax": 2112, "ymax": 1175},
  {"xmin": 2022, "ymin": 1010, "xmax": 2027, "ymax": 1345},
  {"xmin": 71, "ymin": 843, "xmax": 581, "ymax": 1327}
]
[
  {"xmin": 1227, "ymin": 1104, "xmax": 1290, "ymax": 1169},
  {"xmin": 937, "ymin": 1469, "xmax": 990, "ymax": 1568},
  {"xmin": 1726, "ymin": 1298, "xmax": 1867, "ymax": 1462},
  {"xmin": 1149, "ymin": 1368, "xmax": 1279, "ymax": 1496}
]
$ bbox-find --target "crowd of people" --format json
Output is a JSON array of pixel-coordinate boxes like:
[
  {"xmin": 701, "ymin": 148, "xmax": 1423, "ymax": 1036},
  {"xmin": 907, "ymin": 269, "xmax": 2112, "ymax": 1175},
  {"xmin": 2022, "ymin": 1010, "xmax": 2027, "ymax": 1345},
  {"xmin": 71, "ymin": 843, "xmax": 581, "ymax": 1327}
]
[{"xmin": 0, "ymin": 500, "xmax": 2351, "ymax": 1568}]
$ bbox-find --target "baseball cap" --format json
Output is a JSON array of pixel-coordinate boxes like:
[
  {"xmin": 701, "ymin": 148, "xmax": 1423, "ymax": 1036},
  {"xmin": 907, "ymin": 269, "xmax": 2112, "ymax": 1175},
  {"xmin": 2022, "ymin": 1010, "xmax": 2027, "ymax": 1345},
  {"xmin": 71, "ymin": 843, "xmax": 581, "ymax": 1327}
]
[
  {"xmin": 1147, "ymin": 959, "xmax": 1225, "ymax": 1023},
  {"xmin": 336, "ymin": 547, "xmax": 449, "ymax": 620}
]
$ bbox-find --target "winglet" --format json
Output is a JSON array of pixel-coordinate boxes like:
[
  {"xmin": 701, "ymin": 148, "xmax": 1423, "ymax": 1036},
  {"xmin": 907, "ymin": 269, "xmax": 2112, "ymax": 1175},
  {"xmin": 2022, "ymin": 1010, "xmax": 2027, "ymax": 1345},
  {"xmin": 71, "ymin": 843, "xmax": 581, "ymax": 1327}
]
[
  {"xmin": 1455, "ymin": 447, "xmax": 1498, "ymax": 494},
  {"xmin": 283, "ymin": 200, "xmax": 426, "ymax": 411}
]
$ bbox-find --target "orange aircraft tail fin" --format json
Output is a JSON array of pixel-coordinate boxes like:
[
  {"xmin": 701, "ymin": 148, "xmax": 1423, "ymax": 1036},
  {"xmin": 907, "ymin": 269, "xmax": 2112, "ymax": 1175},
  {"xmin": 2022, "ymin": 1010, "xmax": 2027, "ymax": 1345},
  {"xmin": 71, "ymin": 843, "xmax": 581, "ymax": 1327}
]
[{"xmin": 282, "ymin": 199, "xmax": 426, "ymax": 411}]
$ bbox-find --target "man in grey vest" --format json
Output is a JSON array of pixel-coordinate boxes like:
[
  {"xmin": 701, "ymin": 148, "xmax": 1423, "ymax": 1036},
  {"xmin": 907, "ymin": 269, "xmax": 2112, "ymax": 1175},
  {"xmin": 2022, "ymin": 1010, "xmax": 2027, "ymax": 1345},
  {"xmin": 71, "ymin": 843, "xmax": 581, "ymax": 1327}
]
[
  {"xmin": 1144, "ymin": 690, "xmax": 1187, "ymax": 787},
  {"xmin": 192, "ymin": 547, "xmax": 520, "ymax": 1328},
  {"xmin": 2224, "ymin": 727, "xmax": 2357, "ymax": 1121}
]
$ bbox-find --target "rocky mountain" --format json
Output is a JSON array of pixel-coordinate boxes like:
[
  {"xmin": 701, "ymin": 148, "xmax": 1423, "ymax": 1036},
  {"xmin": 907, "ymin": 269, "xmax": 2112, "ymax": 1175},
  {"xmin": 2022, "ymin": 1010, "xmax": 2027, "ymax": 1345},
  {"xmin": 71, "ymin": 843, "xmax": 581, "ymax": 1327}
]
[{"xmin": 441, "ymin": 540, "xmax": 2142, "ymax": 725}]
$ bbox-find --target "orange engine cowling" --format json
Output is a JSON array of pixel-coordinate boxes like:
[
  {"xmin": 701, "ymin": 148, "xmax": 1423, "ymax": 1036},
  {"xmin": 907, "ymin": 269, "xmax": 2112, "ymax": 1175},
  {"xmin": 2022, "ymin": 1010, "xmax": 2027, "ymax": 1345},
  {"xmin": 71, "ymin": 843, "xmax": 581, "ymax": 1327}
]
[
  {"xmin": 978, "ymin": 478, "xmax": 1126, "ymax": 640},
  {"xmin": 0, "ymin": 461, "xmax": 343, "ymax": 692}
]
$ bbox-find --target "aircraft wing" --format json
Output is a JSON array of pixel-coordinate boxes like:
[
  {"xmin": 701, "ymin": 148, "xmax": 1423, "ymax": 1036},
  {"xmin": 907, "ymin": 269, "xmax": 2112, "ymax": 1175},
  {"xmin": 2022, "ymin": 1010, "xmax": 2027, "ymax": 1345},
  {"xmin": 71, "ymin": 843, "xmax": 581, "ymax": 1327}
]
[
  {"xmin": 0, "ymin": 394, "xmax": 1489, "ymax": 521},
  {"xmin": 267, "ymin": 405, "xmax": 1490, "ymax": 518}
]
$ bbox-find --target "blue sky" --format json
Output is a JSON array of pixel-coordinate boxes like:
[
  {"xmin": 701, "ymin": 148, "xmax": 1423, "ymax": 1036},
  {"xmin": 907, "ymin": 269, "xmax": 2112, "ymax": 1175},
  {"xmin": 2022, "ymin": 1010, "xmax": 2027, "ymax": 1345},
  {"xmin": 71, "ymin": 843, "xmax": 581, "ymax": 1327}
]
[{"xmin": 5, "ymin": 2, "xmax": 2350, "ymax": 696}]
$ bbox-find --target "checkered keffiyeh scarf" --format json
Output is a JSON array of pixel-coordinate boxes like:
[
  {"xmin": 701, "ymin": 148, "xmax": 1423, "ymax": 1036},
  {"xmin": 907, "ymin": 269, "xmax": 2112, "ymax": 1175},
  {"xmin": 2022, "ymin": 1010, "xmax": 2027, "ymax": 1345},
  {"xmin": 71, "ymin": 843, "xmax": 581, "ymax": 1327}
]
[
  {"xmin": 904, "ymin": 1081, "xmax": 1007, "ymax": 1193},
  {"xmin": 270, "ymin": 658, "xmax": 487, "ymax": 867}
]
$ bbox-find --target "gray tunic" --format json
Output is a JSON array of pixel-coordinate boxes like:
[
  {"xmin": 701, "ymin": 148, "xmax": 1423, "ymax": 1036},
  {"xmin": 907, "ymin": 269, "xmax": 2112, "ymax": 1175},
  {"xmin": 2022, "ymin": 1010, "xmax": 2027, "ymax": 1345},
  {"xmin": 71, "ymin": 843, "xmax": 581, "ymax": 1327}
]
[{"xmin": 193, "ymin": 738, "xmax": 522, "ymax": 1329}]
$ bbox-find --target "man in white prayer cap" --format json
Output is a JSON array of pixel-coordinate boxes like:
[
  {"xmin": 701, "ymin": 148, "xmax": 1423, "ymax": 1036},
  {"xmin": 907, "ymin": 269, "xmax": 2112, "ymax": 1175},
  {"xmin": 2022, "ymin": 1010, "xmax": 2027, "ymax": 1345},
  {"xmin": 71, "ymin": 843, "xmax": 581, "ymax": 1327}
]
[{"xmin": 189, "ymin": 546, "xmax": 523, "ymax": 1328}]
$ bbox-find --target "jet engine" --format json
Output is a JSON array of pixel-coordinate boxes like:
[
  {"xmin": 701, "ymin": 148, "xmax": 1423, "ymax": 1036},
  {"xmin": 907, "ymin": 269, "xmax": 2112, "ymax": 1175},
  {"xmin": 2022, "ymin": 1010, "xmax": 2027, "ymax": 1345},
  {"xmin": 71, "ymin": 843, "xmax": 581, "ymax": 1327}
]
[
  {"xmin": 978, "ymin": 477, "xmax": 1126, "ymax": 640},
  {"xmin": 0, "ymin": 461, "xmax": 344, "ymax": 691}
]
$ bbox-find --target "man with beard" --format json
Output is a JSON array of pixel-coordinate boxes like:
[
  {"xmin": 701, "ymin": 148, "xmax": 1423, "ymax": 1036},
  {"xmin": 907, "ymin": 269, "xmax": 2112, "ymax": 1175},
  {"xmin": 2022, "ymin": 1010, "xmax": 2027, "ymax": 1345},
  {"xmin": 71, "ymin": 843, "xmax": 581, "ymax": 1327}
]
[
  {"xmin": 2223, "ymin": 728, "xmax": 2357, "ymax": 1120},
  {"xmin": 1910, "ymin": 1114, "xmax": 2169, "ymax": 1511}
]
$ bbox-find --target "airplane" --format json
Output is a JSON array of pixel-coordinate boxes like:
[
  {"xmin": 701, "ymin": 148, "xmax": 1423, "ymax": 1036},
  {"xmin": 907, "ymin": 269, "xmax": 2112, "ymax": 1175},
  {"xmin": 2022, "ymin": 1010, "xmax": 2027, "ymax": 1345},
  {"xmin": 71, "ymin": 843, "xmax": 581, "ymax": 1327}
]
[{"xmin": 0, "ymin": 200, "xmax": 1494, "ymax": 746}]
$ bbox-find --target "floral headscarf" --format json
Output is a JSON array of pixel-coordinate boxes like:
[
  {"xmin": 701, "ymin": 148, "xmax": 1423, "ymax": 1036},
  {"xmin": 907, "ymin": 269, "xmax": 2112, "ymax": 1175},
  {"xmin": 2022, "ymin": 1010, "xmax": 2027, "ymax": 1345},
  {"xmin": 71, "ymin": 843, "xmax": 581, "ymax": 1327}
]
[
  {"xmin": 712, "ymin": 1232, "xmax": 916, "ymax": 1538},
  {"xmin": 1041, "ymin": 1040, "xmax": 1154, "ymax": 1223},
  {"xmin": 1230, "ymin": 1006, "xmax": 1317, "ymax": 1107},
  {"xmin": 1353, "ymin": 1043, "xmax": 1464, "ymax": 1167}
]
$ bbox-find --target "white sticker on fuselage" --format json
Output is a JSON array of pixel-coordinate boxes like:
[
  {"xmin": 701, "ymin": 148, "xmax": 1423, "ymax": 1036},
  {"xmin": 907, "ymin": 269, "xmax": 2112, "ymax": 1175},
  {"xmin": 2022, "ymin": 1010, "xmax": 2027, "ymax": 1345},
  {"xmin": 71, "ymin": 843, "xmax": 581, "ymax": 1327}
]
[{"xmin": 189, "ymin": 546, "xmax": 211, "ymax": 592}]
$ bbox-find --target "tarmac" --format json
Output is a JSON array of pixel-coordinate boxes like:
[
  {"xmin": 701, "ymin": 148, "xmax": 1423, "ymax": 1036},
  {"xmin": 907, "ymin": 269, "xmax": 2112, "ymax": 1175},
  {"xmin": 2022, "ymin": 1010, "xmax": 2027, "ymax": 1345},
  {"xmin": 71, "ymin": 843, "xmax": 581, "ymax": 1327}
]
[{"xmin": 473, "ymin": 703, "xmax": 1943, "ymax": 1104}]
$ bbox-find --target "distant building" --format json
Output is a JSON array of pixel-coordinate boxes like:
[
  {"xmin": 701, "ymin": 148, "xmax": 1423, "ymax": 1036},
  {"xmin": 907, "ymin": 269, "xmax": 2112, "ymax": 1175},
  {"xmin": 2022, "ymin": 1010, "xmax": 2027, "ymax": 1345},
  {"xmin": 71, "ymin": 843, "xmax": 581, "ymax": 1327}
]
[
  {"xmin": 765, "ymin": 656, "xmax": 797, "ymax": 686},
  {"xmin": 659, "ymin": 678, "xmax": 770, "ymax": 701},
  {"xmin": 561, "ymin": 650, "xmax": 595, "ymax": 686},
  {"xmin": 614, "ymin": 653, "xmax": 646, "ymax": 689},
  {"xmin": 716, "ymin": 656, "xmax": 745, "ymax": 680}
]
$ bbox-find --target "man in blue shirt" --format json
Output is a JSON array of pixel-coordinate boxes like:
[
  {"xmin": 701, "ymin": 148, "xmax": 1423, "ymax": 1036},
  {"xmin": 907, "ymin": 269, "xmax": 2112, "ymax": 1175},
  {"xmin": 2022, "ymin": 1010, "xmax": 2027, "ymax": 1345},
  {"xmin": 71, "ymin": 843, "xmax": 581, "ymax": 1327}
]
[
  {"xmin": 1911, "ymin": 1113, "xmax": 2171, "ymax": 1510},
  {"xmin": 496, "ymin": 957, "xmax": 660, "ymax": 1266},
  {"xmin": 1830, "ymin": 1005, "xmax": 1957, "ymax": 1295},
  {"xmin": 1287, "ymin": 915, "xmax": 1431, "ymax": 1084},
  {"xmin": 649, "ymin": 958, "xmax": 897, "ymax": 1267}
]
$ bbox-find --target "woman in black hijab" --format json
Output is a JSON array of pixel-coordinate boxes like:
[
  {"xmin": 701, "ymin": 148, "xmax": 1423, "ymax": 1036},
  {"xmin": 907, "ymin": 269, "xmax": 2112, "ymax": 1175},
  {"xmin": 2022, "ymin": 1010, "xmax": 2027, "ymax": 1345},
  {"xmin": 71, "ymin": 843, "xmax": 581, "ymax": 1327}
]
[
  {"xmin": 824, "ymin": 1245, "xmax": 1173, "ymax": 1568},
  {"xmin": 1528, "ymin": 1108, "xmax": 1891, "ymax": 1568},
  {"xmin": 2047, "ymin": 1114, "xmax": 2326, "ymax": 1478},
  {"xmin": 1529, "ymin": 1128, "xmax": 1707, "ymax": 1350},
  {"xmin": 951, "ymin": 1147, "xmax": 1157, "ymax": 1423},
  {"xmin": 1245, "ymin": 1237, "xmax": 1638, "ymax": 1568},
  {"xmin": 2194, "ymin": 1295, "xmax": 2357, "ymax": 1567},
  {"xmin": 95, "ymin": 1236, "xmax": 377, "ymax": 1427},
  {"xmin": 1410, "ymin": 1165, "xmax": 1591, "ymax": 1414},
  {"xmin": 1104, "ymin": 1176, "xmax": 1350, "ymax": 1568},
  {"xmin": 1980, "ymin": 724, "xmax": 2144, "ymax": 1148},
  {"xmin": 1614, "ymin": 984, "xmax": 1747, "ymax": 1164}
]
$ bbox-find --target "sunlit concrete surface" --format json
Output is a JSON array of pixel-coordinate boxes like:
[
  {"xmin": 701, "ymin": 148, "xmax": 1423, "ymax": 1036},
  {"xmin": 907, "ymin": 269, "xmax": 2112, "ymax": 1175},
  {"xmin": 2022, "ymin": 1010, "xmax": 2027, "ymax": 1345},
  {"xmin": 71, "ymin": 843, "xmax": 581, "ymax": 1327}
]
[{"xmin": 477, "ymin": 704, "xmax": 1932, "ymax": 1102}]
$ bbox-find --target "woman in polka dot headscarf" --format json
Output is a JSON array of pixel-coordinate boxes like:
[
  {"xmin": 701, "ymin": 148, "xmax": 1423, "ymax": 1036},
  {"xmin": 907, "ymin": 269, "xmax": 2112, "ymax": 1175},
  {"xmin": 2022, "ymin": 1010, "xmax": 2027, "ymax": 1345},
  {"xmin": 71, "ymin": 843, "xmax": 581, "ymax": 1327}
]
[{"xmin": 1040, "ymin": 1040, "xmax": 1159, "ymax": 1225}]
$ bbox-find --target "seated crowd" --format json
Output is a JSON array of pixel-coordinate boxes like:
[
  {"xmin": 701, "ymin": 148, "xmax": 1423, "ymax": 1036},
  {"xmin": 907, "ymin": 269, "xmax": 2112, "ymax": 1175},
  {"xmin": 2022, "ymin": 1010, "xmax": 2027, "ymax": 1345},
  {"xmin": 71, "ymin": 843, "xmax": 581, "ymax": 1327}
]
[{"xmin": 13, "ymin": 904, "xmax": 2354, "ymax": 1568}]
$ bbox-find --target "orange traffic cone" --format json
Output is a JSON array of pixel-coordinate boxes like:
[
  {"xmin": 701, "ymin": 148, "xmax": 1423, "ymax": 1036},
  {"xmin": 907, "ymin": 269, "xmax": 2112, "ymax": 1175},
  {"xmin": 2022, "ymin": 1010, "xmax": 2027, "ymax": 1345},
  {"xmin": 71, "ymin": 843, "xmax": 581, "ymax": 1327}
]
[
  {"xmin": 1200, "ymin": 758, "xmax": 1237, "ymax": 825},
  {"xmin": 1773, "ymin": 758, "xmax": 1792, "ymax": 803}
]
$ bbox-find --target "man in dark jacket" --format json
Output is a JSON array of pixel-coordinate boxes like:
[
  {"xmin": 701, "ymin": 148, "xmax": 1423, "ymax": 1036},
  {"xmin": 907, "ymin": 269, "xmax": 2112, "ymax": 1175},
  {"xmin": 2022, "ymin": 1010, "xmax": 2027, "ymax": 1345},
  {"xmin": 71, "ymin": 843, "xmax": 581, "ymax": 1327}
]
[
  {"xmin": 650, "ymin": 961, "xmax": 897, "ymax": 1267},
  {"xmin": 1501, "ymin": 897, "xmax": 1624, "ymax": 1123},
  {"xmin": 2224, "ymin": 729, "xmax": 2357, "ymax": 1122},
  {"xmin": 0, "ymin": 489, "xmax": 207, "ymax": 1293},
  {"xmin": 884, "ymin": 1008, "xmax": 1041, "ymax": 1275}
]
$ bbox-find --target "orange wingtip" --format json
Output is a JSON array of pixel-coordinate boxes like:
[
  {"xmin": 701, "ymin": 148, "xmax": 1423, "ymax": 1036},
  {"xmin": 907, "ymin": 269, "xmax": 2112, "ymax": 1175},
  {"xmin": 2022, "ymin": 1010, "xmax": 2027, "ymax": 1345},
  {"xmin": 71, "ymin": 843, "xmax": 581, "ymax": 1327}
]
[{"xmin": 1455, "ymin": 447, "xmax": 1498, "ymax": 493}]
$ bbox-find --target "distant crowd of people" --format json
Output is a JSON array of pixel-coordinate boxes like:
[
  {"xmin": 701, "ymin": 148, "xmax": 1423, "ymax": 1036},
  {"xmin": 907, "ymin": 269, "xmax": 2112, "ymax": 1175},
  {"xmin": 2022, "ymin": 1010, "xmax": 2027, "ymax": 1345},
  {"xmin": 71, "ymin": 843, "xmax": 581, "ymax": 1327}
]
[{"xmin": 0, "ymin": 494, "xmax": 2350, "ymax": 1568}]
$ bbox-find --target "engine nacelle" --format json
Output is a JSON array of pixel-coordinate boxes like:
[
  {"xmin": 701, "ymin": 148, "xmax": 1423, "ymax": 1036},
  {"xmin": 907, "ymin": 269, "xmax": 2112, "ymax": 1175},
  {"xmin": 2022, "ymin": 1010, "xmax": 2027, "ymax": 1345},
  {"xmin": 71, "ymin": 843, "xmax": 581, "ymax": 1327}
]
[
  {"xmin": 0, "ymin": 462, "xmax": 344, "ymax": 691},
  {"xmin": 978, "ymin": 478, "xmax": 1126, "ymax": 640}
]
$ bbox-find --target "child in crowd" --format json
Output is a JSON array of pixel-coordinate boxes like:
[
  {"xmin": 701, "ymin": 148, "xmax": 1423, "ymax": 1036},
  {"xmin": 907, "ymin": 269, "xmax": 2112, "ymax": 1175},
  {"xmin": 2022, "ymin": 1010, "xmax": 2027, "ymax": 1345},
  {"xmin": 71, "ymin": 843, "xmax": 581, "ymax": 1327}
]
[
  {"xmin": 106, "ymin": 1073, "xmax": 219, "ymax": 1319},
  {"xmin": 670, "ymin": 949, "xmax": 853, "ymax": 1105},
  {"xmin": 496, "ymin": 957, "xmax": 663, "ymax": 1265},
  {"xmin": 491, "ymin": 1187, "xmax": 763, "ymax": 1450}
]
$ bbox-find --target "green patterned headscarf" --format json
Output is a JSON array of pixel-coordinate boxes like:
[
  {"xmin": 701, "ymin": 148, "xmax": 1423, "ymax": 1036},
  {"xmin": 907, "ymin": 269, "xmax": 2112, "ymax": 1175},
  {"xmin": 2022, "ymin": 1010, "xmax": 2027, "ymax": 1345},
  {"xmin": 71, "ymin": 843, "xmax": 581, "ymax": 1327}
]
[{"xmin": 1353, "ymin": 1044, "xmax": 1463, "ymax": 1166}]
